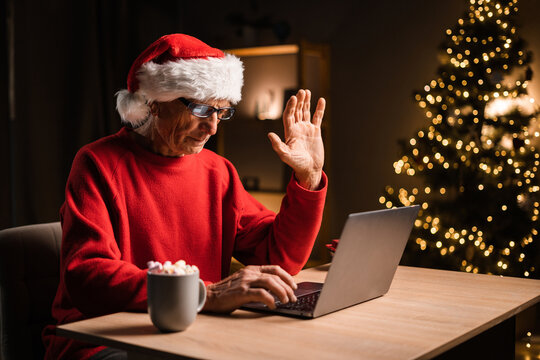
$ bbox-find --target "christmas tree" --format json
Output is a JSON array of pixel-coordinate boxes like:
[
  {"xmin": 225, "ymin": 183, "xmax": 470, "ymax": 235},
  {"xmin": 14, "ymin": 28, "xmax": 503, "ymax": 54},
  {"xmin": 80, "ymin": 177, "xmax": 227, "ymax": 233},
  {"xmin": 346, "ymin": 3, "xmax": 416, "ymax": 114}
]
[{"xmin": 382, "ymin": 0, "xmax": 540, "ymax": 278}]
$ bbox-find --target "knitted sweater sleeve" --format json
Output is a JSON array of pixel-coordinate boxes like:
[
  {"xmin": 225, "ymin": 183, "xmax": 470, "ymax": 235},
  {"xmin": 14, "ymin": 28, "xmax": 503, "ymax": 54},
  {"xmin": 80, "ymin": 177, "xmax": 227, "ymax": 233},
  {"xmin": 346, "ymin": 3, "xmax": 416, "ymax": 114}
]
[
  {"xmin": 233, "ymin": 172, "xmax": 328, "ymax": 275},
  {"xmin": 61, "ymin": 149, "xmax": 147, "ymax": 317}
]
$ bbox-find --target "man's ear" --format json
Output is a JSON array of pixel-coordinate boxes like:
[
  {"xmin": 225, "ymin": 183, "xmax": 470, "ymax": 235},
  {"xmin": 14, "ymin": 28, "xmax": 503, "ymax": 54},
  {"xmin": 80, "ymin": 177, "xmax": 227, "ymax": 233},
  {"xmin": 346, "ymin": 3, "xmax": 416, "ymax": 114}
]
[{"xmin": 149, "ymin": 102, "xmax": 159, "ymax": 117}]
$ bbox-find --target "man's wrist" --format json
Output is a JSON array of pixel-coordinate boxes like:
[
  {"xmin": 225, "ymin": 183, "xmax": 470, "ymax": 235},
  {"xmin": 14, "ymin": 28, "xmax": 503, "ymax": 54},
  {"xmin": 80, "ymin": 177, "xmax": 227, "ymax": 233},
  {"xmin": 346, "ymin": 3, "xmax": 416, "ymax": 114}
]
[
  {"xmin": 201, "ymin": 285, "xmax": 215, "ymax": 312},
  {"xmin": 296, "ymin": 170, "xmax": 322, "ymax": 191}
]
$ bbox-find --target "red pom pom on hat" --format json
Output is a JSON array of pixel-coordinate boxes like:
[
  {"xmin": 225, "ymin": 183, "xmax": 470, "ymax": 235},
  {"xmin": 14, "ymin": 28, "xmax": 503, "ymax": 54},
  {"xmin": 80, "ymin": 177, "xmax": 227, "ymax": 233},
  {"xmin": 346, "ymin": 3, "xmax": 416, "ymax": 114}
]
[{"xmin": 116, "ymin": 34, "xmax": 244, "ymax": 126}]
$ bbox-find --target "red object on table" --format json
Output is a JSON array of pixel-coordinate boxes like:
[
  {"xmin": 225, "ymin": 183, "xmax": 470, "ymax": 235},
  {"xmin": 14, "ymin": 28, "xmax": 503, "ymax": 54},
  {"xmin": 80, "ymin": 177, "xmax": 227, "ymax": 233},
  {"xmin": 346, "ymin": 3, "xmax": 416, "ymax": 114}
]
[{"xmin": 325, "ymin": 239, "xmax": 340, "ymax": 254}]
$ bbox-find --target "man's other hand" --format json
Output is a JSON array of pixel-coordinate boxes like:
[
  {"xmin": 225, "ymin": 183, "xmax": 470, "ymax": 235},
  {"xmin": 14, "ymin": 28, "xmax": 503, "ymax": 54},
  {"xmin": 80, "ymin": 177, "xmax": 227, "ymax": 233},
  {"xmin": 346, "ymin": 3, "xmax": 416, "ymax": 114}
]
[
  {"xmin": 268, "ymin": 89, "xmax": 326, "ymax": 191},
  {"xmin": 202, "ymin": 265, "xmax": 298, "ymax": 313}
]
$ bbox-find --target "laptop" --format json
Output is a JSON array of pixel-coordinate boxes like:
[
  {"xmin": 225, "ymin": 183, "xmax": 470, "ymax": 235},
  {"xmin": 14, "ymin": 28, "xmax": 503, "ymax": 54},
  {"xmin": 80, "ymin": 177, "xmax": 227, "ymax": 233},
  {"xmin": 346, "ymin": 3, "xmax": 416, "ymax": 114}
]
[{"xmin": 241, "ymin": 205, "xmax": 420, "ymax": 318}]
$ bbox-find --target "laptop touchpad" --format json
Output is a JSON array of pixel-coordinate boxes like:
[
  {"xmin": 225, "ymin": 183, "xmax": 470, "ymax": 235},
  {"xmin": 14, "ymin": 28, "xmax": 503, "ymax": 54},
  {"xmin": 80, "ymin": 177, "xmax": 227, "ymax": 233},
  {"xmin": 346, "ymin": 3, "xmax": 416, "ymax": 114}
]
[{"xmin": 294, "ymin": 282, "xmax": 323, "ymax": 297}]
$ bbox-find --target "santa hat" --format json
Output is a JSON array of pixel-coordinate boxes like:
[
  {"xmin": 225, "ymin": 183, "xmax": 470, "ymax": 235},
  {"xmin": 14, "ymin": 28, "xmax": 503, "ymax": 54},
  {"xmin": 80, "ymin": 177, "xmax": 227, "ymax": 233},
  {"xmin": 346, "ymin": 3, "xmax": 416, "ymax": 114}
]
[{"xmin": 116, "ymin": 34, "xmax": 244, "ymax": 126}]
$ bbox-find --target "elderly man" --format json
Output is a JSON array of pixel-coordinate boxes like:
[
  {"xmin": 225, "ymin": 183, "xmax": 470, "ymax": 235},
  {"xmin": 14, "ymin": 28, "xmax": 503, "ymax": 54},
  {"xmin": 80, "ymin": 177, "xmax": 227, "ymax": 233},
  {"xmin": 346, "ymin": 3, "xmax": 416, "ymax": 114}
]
[{"xmin": 43, "ymin": 34, "xmax": 327, "ymax": 359}]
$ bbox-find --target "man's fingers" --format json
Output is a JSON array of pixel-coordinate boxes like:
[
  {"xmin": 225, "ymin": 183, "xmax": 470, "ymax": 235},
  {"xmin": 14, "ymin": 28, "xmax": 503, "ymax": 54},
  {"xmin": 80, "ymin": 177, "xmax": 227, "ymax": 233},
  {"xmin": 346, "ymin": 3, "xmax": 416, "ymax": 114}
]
[
  {"xmin": 252, "ymin": 272, "xmax": 296, "ymax": 304},
  {"xmin": 203, "ymin": 265, "xmax": 300, "ymax": 313},
  {"xmin": 283, "ymin": 96, "xmax": 296, "ymax": 138},
  {"xmin": 268, "ymin": 133, "xmax": 289, "ymax": 160},
  {"xmin": 260, "ymin": 265, "xmax": 298, "ymax": 291},
  {"xmin": 270, "ymin": 274, "xmax": 297, "ymax": 303},
  {"xmin": 312, "ymin": 97, "xmax": 326, "ymax": 127},
  {"xmin": 247, "ymin": 288, "xmax": 277, "ymax": 309},
  {"xmin": 295, "ymin": 89, "xmax": 305, "ymax": 122},
  {"xmin": 268, "ymin": 132, "xmax": 284, "ymax": 151},
  {"xmin": 303, "ymin": 89, "xmax": 311, "ymax": 122},
  {"xmin": 252, "ymin": 274, "xmax": 293, "ymax": 304}
]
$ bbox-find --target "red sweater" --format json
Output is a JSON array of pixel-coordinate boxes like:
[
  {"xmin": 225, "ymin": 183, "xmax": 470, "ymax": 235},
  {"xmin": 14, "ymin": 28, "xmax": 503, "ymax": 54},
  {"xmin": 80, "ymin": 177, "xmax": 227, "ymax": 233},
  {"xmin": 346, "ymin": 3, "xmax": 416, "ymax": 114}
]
[{"xmin": 43, "ymin": 127, "xmax": 327, "ymax": 359}]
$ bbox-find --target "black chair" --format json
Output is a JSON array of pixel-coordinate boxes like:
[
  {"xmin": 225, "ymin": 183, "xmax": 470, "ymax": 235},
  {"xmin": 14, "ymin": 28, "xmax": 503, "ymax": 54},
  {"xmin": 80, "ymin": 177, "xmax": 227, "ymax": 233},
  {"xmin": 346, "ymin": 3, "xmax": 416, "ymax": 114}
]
[{"xmin": 0, "ymin": 222, "xmax": 61, "ymax": 360}]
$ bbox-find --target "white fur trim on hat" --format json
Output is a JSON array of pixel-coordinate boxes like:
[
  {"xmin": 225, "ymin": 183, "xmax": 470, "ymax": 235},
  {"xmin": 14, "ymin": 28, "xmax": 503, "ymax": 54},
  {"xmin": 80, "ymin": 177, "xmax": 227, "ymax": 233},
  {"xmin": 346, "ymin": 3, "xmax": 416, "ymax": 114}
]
[{"xmin": 138, "ymin": 54, "xmax": 243, "ymax": 104}]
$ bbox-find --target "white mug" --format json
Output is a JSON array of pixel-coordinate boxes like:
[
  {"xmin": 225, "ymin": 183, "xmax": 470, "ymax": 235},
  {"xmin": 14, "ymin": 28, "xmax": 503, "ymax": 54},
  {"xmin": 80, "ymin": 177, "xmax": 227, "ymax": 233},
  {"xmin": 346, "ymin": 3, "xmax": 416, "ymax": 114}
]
[{"xmin": 147, "ymin": 271, "xmax": 206, "ymax": 332}]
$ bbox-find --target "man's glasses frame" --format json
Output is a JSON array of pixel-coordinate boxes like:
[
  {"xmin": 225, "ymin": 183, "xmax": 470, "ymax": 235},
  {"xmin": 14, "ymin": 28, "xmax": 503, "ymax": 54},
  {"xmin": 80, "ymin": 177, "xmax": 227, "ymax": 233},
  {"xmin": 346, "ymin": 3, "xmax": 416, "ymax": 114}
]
[{"xmin": 179, "ymin": 98, "xmax": 235, "ymax": 120}]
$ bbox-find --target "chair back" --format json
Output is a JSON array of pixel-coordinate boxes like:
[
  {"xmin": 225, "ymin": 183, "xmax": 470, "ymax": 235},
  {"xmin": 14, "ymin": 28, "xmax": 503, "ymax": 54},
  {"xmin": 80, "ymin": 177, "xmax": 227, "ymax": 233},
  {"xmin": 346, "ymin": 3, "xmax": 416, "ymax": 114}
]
[{"xmin": 0, "ymin": 222, "xmax": 61, "ymax": 360}]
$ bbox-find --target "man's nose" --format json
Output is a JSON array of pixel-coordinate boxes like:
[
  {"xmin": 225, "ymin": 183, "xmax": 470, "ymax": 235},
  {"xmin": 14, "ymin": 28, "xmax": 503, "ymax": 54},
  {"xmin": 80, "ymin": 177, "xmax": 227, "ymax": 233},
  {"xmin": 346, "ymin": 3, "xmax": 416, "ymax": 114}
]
[{"xmin": 200, "ymin": 113, "xmax": 219, "ymax": 135}]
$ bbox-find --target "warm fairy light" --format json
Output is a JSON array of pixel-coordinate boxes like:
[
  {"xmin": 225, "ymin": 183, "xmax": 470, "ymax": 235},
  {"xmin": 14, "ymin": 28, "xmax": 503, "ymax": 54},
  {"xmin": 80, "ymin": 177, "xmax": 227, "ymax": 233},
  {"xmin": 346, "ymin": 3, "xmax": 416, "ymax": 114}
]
[{"xmin": 485, "ymin": 95, "xmax": 538, "ymax": 119}]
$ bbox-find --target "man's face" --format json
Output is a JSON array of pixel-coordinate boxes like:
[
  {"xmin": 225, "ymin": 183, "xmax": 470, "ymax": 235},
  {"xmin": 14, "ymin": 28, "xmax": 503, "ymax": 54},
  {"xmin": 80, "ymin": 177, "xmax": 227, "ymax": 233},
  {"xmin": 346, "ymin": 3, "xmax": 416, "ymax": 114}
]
[{"xmin": 151, "ymin": 98, "xmax": 230, "ymax": 157}]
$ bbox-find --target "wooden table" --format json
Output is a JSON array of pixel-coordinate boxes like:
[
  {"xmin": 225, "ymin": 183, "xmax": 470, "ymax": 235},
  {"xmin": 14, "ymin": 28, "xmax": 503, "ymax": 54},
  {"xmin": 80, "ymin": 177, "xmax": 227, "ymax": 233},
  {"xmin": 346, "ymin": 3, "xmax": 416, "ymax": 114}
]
[{"xmin": 57, "ymin": 265, "xmax": 540, "ymax": 360}]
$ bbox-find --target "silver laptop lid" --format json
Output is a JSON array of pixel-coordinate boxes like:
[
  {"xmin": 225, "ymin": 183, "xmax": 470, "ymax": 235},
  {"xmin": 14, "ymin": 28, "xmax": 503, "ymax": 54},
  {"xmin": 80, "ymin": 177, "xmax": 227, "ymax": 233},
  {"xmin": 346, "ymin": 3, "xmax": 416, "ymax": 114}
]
[{"xmin": 313, "ymin": 205, "xmax": 419, "ymax": 317}]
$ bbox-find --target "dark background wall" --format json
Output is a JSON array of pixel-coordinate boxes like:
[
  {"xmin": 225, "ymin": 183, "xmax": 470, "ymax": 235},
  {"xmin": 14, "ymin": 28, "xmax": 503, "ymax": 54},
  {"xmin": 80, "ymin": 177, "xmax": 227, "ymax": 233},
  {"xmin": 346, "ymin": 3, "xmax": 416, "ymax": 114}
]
[{"xmin": 2, "ymin": 0, "xmax": 540, "ymax": 262}]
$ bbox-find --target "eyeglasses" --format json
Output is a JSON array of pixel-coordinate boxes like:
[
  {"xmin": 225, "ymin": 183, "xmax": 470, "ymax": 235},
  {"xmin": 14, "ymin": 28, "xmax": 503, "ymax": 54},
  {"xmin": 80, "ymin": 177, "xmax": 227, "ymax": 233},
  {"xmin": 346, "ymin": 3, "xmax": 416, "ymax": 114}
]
[{"xmin": 179, "ymin": 98, "xmax": 235, "ymax": 120}]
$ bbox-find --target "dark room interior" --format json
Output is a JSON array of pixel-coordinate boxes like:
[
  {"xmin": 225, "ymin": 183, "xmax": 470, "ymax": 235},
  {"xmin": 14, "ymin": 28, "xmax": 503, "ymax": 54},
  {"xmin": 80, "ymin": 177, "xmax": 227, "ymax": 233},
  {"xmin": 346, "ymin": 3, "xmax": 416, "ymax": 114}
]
[{"xmin": 1, "ymin": 1, "xmax": 540, "ymax": 359}]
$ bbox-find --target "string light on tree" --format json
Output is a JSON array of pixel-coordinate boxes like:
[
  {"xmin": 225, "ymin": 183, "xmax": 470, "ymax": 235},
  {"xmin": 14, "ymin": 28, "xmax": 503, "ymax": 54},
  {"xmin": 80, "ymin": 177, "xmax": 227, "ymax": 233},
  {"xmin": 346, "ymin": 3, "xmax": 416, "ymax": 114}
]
[{"xmin": 383, "ymin": 0, "xmax": 540, "ymax": 278}]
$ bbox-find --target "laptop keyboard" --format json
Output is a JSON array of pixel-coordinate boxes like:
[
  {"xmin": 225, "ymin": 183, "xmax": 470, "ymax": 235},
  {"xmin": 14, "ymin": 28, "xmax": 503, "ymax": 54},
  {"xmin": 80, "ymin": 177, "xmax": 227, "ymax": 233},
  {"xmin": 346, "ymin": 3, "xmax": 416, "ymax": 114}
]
[{"xmin": 275, "ymin": 291, "xmax": 320, "ymax": 312}]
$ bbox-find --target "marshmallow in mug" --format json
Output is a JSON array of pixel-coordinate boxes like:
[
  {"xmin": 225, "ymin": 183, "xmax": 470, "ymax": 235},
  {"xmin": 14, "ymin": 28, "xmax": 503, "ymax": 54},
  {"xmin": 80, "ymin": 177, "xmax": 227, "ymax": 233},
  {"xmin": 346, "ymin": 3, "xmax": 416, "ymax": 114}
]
[{"xmin": 147, "ymin": 260, "xmax": 199, "ymax": 275}]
